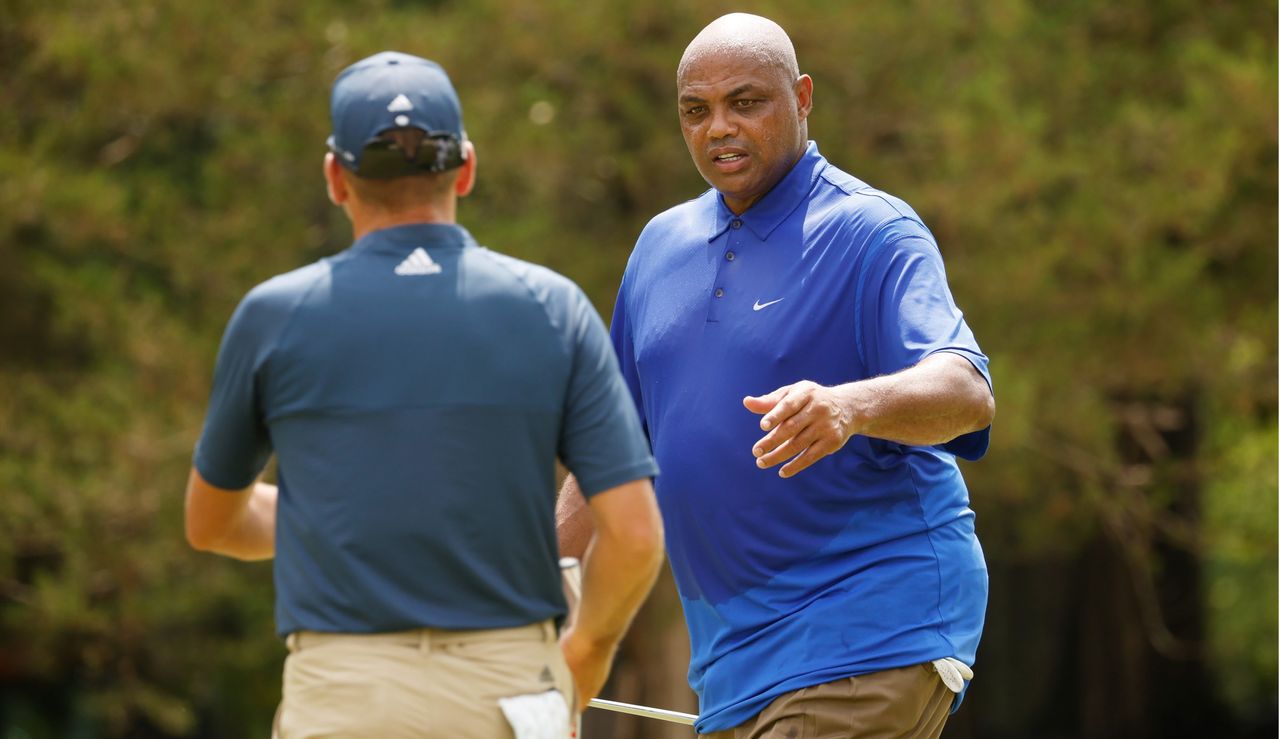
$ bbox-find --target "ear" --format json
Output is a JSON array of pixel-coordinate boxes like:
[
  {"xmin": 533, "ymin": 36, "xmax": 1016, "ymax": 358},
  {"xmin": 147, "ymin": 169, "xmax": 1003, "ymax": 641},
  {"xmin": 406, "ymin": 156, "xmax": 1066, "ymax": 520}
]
[
  {"xmin": 324, "ymin": 152, "xmax": 349, "ymax": 205},
  {"xmin": 455, "ymin": 141, "xmax": 477, "ymax": 198},
  {"xmin": 794, "ymin": 74, "xmax": 814, "ymax": 123}
]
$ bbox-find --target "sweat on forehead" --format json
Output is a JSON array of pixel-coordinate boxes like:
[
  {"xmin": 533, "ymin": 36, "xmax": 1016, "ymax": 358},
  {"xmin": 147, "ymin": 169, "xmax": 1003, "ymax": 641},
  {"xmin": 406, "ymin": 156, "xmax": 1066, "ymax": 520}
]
[{"xmin": 677, "ymin": 13, "xmax": 799, "ymax": 84}]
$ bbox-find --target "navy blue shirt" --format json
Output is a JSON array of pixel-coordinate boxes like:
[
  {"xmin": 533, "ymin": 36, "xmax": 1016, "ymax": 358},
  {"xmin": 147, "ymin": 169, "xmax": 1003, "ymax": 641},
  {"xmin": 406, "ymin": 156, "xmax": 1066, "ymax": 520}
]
[
  {"xmin": 195, "ymin": 223, "xmax": 657, "ymax": 636},
  {"xmin": 611, "ymin": 143, "xmax": 991, "ymax": 732}
]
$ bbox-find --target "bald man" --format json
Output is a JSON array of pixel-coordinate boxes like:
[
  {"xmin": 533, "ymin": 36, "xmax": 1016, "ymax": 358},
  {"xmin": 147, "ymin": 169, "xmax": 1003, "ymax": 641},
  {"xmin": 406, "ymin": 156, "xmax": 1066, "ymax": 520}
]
[{"xmin": 558, "ymin": 13, "xmax": 995, "ymax": 738}]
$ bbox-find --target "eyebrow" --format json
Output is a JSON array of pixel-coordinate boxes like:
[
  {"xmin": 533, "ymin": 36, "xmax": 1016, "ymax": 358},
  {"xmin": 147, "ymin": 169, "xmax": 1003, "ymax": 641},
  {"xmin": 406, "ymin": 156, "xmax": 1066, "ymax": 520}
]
[{"xmin": 679, "ymin": 84, "xmax": 761, "ymax": 105}]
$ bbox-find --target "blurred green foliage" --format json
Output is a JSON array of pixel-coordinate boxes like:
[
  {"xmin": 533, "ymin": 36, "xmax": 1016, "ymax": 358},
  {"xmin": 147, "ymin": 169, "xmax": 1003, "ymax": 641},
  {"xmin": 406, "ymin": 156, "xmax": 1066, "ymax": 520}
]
[{"xmin": 0, "ymin": 0, "xmax": 1274, "ymax": 736}]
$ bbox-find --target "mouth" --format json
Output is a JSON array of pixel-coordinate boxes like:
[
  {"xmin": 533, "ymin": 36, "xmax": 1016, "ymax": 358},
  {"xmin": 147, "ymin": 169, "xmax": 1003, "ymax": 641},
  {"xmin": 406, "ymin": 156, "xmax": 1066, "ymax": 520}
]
[{"xmin": 709, "ymin": 148, "xmax": 749, "ymax": 173}]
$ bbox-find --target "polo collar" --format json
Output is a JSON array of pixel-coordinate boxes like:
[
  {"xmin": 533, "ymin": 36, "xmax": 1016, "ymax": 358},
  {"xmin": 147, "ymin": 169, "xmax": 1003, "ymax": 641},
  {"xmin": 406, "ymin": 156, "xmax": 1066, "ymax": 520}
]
[
  {"xmin": 350, "ymin": 222, "xmax": 476, "ymax": 255},
  {"xmin": 708, "ymin": 141, "xmax": 826, "ymax": 242}
]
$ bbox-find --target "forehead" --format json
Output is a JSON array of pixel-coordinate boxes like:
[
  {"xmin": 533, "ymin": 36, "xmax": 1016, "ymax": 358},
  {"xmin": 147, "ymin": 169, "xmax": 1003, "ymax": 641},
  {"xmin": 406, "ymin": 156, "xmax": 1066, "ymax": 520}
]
[{"xmin": 677, "ymin": 51, "xmax": 790, "ymax": 99}]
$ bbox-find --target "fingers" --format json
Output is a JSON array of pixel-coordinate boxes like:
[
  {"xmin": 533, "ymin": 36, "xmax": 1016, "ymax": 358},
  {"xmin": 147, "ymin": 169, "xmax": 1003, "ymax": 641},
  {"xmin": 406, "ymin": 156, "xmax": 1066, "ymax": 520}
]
[
  {"xmin": 748, "ymin": 382, "xmax": 850, "ymax": 477},
  {"xmin": 777, "ymin": 438, "xmax": 838, "ymax": 478},
  {"xmin": 754, "ymin": 424, "xmax": 817, "ymax": 467},
  {"xmin": 757, "ymin": 383, "xmax": 814, "ymax": 431},
  {"xmin": 751, "ymin": 405, "xmax": 807, "ymax": 457},
  {"xmin": 757, "ymin": 429, "xmax": 837, "ymax": 479},
  {"xmin": 742, "ymin": 385, "xmax": 790, "ymax": 415}
]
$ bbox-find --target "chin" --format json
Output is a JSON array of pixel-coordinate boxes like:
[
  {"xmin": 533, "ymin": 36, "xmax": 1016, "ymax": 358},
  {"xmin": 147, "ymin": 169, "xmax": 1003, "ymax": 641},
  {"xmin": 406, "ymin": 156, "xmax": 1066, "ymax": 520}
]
[{"xmin": 706, "ymin": 174, "xmax": 753, "ymax": 195}]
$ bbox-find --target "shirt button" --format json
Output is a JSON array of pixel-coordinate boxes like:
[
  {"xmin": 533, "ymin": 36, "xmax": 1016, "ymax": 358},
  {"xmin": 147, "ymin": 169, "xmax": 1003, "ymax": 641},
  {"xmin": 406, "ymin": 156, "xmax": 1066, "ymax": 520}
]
[
  {"xmin": 714, "ymin": 288, "xmax": 725, "ymax": 298},
  {"xmin": 725, "ymin": 251, "xmax": 736, "ymax": 261},
  {"xmin": 731, "ymin": 219, "xmax": 742, "ymax": 229}
]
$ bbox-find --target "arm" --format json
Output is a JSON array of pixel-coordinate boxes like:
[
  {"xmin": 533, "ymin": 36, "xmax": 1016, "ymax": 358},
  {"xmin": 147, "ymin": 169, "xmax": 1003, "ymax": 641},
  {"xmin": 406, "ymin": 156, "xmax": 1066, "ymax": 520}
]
[
  {"xmin": 555, "ymin": 474, "xmax": 594, "ymax": 560},
  {"xmin": 558, "ymin": 477, "xmax": 663, "ymax": 709},
  {"xmin": 745, "ymin": 352, "xmax": 995, "ymax": 478},
  {"xmin": 184, "ymin": 467, "xmax": 277, "ymax": 560}
]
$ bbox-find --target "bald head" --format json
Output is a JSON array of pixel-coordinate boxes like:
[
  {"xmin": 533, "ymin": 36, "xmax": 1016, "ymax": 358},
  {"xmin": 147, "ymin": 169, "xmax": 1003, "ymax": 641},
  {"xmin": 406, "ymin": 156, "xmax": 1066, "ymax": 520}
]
[
  {"xmin": 677, "ymin": 13, "xmax": 799, "ymax": 88},
  {"xmin": 674, "ymin": 13, "xmax": 813, "ymax": 214}
]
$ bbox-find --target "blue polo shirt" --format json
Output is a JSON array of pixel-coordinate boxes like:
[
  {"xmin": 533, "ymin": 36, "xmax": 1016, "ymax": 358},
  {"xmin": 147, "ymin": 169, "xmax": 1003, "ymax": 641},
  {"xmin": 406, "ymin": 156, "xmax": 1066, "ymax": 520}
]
[
  {"xmin": 194, "ymin": 223, "xmax": 657, "ymax": 637},
  {"xmin": 611, "ymin": 143, "xmax": 991, "ymax": 732}
]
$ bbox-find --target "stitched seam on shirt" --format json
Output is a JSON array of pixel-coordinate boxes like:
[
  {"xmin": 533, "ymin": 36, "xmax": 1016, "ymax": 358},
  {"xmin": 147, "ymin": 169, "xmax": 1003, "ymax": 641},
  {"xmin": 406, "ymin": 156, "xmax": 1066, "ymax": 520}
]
[
  {"xmin": 478, "ymin": 248, "xmax": 595, "ymax": 448},
  {"xmin": 261, "ymin": 259, "xmax": 334, "ymax": 397},
  {"xmin": 848, "ymin": 188, "xmax": 919, "ymax": 222},
  {"xmin": 264, "ymin": 400, "xmax": 563, "ymax": 423},
  {"xmin": 817, "ymin": 168, "xmax": 859, "ymax": 196},
  {"xmin": 476, "ymin": 248, "xmax": 575, "ymax": 364}
]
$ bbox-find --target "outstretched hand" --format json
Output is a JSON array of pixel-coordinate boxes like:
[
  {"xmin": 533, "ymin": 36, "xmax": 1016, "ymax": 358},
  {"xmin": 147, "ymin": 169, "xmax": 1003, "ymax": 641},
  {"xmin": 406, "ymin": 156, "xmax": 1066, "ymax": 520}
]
[{"xmin": 744, "ymin": 380, "xmax": 858, "ymax": 478}]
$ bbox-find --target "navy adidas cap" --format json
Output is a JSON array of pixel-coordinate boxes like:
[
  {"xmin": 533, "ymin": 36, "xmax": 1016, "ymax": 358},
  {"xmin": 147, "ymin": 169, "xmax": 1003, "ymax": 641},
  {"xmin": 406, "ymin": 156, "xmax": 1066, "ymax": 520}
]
[{"xmin": 327, "ymin": 51, "xmax": 467, "ymax": 178}]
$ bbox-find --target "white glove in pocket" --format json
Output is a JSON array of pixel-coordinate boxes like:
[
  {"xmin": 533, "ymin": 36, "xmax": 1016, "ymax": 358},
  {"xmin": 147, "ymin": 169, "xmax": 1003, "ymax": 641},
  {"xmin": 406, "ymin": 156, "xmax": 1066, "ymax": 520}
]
[
  {"xmin": 931, "ymin": 658, "xmax": 974, "ymax": 694},
  {"xmin": 499, "ymin": 690, "xmax": 571, "ymax": 739}
]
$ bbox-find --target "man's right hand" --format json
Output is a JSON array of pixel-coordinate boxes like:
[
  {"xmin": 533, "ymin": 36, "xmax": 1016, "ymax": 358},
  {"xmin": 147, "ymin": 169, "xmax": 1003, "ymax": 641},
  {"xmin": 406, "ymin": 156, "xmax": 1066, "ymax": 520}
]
[
  {"xmin": 559, "ymin": 627, "xmax": 619, "ymax": 710},
  {"xmin": 554, "ymin": 476, "xmax": 664, "ymax": 712}
]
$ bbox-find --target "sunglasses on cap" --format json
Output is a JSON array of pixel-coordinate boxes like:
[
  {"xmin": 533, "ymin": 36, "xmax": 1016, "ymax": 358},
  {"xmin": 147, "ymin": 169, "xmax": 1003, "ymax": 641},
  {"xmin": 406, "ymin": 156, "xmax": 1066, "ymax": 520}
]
[{"xmin": 340, "ymin": 128, "xmax": 467, "ymax": 179}]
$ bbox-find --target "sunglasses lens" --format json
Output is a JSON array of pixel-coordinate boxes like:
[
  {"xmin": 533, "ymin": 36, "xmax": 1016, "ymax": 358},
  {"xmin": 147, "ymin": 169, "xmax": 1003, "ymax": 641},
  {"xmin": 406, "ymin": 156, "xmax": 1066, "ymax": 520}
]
[{"xmin": 345, "ymin": 135, "xmax": 464, "ymax": 178}]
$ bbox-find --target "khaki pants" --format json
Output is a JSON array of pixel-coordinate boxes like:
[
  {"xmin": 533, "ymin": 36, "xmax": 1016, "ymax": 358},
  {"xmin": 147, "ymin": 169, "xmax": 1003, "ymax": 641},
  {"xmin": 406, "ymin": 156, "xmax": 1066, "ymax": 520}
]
[
  {"xmin": 273, "ymin": 620, "xmax": 574, "ymax": 739},
  {"xmin": 700, "ymin": 664, "xmax": 952, "ymax": 739}
]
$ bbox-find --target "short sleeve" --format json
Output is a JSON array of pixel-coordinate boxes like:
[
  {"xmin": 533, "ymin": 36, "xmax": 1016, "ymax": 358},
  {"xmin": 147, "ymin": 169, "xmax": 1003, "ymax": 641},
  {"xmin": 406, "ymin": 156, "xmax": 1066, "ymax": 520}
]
[
  {"xmin": 859, "ymin": 235, "xmax": 993, "ymax": 460},
  {"xmin": 608, "ymin": 271, "xmax": 648, "ymax": 436},
  {"xmin": 558, "ymin": 287, "xmax": 659, "ymax": 497},
  {"xmin": 192, "ymin": 295, "xmax": 275, "ymax": 490}
]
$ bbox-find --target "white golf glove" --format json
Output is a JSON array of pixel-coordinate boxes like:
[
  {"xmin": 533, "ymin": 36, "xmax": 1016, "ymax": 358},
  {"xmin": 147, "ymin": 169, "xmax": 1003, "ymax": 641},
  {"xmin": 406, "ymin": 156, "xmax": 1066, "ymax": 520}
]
[{"xmin": 931, "ymin": 658, "xmax": 974, "ymax": 693}]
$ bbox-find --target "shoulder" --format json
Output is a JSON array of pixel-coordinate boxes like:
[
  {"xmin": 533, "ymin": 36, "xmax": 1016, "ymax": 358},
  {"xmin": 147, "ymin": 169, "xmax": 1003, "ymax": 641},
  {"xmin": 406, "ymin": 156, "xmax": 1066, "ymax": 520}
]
[
  {"xmin": 244, "ymin": 260, "xmax": 331, "ymax": 310},
  {"xmin": 228, "ymin": 260, "xmax": 332, "ymax": 342},
  {"xmin": 621, "ymin": 190, "xmax": 718, "ymax": 289},
  {"xmin": 470, "ymin": 247, "xmax": 581, "ymax": 297},
  {"xmin": 636, "ymin": 189, "xmax": 717, "ymax": 249},
  {"xmin": 808, "ymin": 160, "xmax": 937, "ymax": 249},
  {"xmin": 465, "ymin": 247, "xmax": 592, "ymax": 325}
]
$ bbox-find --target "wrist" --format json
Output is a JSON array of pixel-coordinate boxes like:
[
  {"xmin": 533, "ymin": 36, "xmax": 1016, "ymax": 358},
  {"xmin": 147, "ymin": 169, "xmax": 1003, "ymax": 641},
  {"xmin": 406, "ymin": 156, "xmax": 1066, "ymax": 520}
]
[
  {"xmin": 562, "ymin": 625, "xmax": 619, "ymax": 656},
  {"xmin": 832, "ymin": 382, "xmax": 869, "ymax": 439}
]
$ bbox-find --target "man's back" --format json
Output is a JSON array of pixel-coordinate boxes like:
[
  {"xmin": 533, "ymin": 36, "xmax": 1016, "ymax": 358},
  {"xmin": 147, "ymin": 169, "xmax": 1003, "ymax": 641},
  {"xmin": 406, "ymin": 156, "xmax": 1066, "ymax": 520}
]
[
  {"xmin": 187, "ymin": 50, "xmax": 664, "ymax": 736},
  {"xmin": 197, "ymin": 222, "xmax": 652, "ymax": 635}
]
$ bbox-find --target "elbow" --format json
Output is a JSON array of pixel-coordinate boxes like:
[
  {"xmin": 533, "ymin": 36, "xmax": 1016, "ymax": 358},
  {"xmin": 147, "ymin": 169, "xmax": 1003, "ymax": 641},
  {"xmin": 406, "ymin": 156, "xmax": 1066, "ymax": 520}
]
[
  {"xmin": 622, "ymin": 514, "xmax": 666, "ymax": 573},
  {"xmin": 185, "ymin": 518, "xmax": 219, "ymax": 552},
  {"xmin": 974, "ymin": 390, "xmax": 996, "ymax": 431},
  {"xmin": 185, "ymin": 512, "xmax": 231, "ymax": 553},
  {"xmin": 586, "ymin": 478, "xmax": 666, "ymax": 574},
  {"xmin": 960, "ymin": 364, "xmax": 995, "ymax": 432},
  {"xmin": 612, "ymin": 507, "xmax": 666, "ymax": 575}
]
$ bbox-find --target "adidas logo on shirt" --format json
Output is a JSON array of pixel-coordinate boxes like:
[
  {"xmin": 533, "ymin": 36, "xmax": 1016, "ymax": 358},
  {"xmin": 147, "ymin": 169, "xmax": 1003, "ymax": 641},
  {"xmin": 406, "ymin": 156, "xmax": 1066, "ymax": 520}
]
[{"xmin": 394, "ymin": 247, "xmax": 443, "ymax": 276}]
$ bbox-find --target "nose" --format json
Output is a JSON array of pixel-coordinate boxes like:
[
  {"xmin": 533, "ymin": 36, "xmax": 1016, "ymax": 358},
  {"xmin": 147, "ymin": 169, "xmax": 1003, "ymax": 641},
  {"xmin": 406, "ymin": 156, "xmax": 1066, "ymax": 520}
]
[{"xmin": 707, "ymin": 105, "xmax": 736, "ymax": 141}]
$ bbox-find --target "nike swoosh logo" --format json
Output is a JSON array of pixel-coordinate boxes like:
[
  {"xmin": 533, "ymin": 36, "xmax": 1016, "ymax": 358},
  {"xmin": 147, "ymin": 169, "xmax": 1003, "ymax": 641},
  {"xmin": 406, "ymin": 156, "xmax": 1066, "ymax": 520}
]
[{"xmin": 752, "ymin": 298, "xmax": 784, "ymax": 311}]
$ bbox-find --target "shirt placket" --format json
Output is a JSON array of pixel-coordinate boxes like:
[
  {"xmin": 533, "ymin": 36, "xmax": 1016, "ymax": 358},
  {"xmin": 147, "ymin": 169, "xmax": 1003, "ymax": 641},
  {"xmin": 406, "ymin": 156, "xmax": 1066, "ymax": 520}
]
[{"xmin": 707, "ymin": 217, "xmax": 745, "ymax": 323}]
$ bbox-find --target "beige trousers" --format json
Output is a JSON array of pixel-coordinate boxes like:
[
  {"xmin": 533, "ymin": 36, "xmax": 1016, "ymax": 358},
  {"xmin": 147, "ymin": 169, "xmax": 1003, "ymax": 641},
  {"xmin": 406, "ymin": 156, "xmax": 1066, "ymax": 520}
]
[
  {"xmin": 273, "ymin": 620, "xmax": 574, "ymax": 739},
  {"xmin": 700, "ymin": 663, "xmax": 953, "ymax": 739}
]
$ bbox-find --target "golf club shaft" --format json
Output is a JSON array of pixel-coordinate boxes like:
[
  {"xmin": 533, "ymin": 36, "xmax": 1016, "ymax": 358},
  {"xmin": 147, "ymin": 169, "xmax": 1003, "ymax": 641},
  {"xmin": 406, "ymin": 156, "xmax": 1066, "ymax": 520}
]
[{"xmin": 587, "ymin": 698, "xmax": 697, "ymax": 725}]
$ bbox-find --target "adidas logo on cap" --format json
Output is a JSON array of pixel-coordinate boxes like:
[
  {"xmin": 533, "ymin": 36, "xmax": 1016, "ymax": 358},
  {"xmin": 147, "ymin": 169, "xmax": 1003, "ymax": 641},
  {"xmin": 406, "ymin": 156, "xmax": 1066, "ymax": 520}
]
[{"xmin": 387, "ymin": 93, "xmax": 414, "ymax": 112}]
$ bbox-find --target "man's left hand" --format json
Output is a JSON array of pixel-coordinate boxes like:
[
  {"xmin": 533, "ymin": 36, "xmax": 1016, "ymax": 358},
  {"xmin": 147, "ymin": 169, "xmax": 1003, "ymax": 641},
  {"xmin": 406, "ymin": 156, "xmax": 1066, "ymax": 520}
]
[{"xmin": 744, "ymin": 381, "xmax": 858, "ymax": 478}]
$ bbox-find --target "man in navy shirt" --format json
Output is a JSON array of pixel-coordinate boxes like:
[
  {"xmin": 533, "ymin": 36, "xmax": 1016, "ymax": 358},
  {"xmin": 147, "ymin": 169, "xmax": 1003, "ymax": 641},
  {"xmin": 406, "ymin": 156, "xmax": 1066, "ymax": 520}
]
[
  {"xmin": 185, "ymin": 51, "xmax": 664, "ymax": 738},
  {"xmin": 558, "ymin": 14, "xmax": 995, "ymax": 738}
]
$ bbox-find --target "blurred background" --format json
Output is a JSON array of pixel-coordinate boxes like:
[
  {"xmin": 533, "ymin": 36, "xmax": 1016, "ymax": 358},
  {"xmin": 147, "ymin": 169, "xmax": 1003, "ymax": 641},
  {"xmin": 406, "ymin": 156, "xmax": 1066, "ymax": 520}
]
[{"xmin": 0, "ymin": 0, "xmax": 1275, "ymax": 737}]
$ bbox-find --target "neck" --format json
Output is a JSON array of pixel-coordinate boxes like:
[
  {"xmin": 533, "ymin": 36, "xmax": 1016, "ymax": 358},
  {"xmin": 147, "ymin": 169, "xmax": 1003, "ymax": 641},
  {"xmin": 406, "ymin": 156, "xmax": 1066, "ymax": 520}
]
[{"xmin": 347, "ymin": 200, "xmax": 457, "ymax": 241}]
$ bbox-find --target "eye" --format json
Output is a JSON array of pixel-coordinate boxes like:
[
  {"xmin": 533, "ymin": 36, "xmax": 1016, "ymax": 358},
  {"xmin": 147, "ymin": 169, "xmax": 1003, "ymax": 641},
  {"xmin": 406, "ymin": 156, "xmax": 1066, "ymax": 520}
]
[
  {"xmin": 733, "ymin": 99, "xmax": 758, "ymax": 109},
  {"xmin": 682, "ymin": 105, "xmax": 707, "ymax": 118}
]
